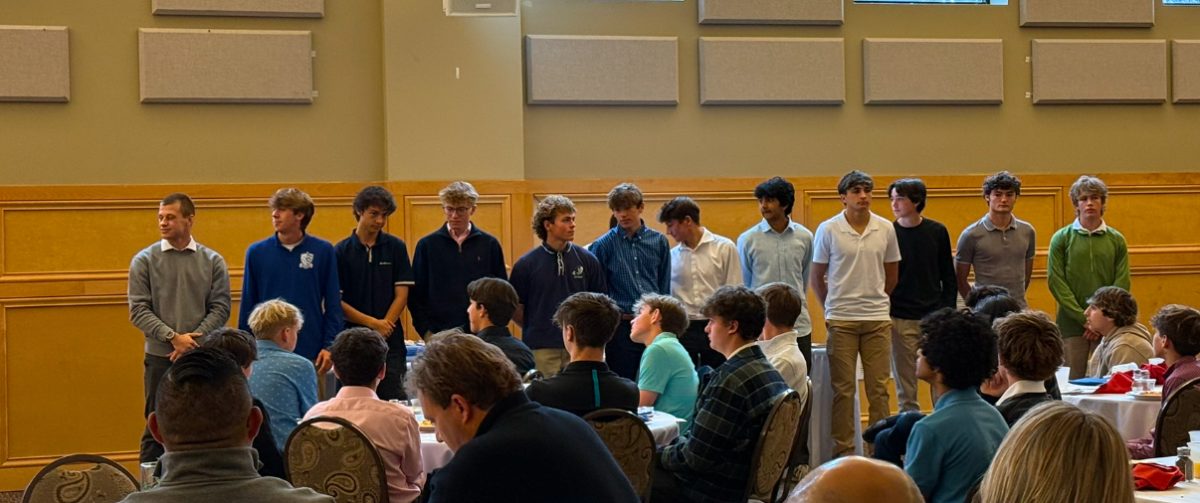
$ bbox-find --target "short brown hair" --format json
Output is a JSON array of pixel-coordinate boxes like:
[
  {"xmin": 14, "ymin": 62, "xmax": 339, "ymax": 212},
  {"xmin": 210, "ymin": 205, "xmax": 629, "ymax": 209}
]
[
  {"xmin": 657, "ymin": 196, "xmax": 700, "ymax": 225},
  {"xmin": 1086, "ymin": 286, "xmax": 1138, "ymax": 328},
  {"xmin": 161, "ymin": 193, "xmax": 196, "ymax": 217},
  {"xmin": 756, "ymin": 282, "xmax": 804, "ymax": 328},
  {"xmin": 467, "ymin": 277, "xmax": 519, "ymax": 327},
  {"xmin": 993, "ymin": 311, "xmax": 1064, "ymax": 381},
  {"xmin": 633, "ymin": 294, "xmax": 689, "ymax": 336},
  {"xmin": 701, "ymin": 286, "xmax": 766, "ymax": 342},
  {"xmin": 554, "ymin": 292, "xmax": 621, "ymax": 348},
  {"xmin": 331, "ymin": 328, "xmax": 389, "ymax": 387},
  {"xmin": 1069, "ymin": 175, "xmax": 1108, "ymax": 209},
  {"xmin": 1152, "ymin": 304, "xmax": 1200, "ymax": 357},
  {"xmin": 406, "ymin": 332, "xmax": 522, "ymax": 410},
  {"xmin": 200, "ymin": 328, "xmax": 257, "ymax": 368},
  {"xmin": 607, "ymin": 183, "xmax": 644, "ymax": 211},
  {"xmin": 269, "ymin": 188, "xmax": 315, "ymax": 231},
  {"xmin": 439, "ymin": 181, "xmax": 479, "ymax": 208},
  {"xmin": 532, "ymin": 195, "xmax": 576, "ymax": 241}
]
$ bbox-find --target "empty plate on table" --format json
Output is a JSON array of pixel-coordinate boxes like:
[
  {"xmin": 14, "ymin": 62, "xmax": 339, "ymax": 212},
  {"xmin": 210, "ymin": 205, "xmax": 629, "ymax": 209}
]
[{"xmin": 1127, "ymin": 391, "xmax": 1163, "ymax": 401}]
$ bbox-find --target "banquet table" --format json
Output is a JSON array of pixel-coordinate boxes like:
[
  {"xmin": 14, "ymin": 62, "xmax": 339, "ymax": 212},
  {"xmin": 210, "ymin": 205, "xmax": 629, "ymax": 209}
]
[
  {"xmin": 1062, "ymin": 387, "xmax": 1161, "ymax": 441},
  {"xmin": 1135, "ymin": 457, "xmax": 1200, "ymax": 503},
  {"xmin": 420, "ymin": 409, "xmax": 684, "ymax": 472},
  {"xmin": 809, "ymin": 346, "xmax": 863, "ymax": 465}
]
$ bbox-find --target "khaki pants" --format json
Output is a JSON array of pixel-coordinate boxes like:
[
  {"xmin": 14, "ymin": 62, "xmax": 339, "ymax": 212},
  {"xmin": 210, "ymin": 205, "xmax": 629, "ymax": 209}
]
[
  {"xmin": 827, "ymin": 319, "xmax": 893, "ymax": 457},
  {"xmin": 533, "ymin": 348, "xmax": 570, "ymax": 378},
  {"xmin": 1064, "ymin": 336, "xmax": 1098, "ymax": 380},
  {"xmin": 890, "ymin": 318, "xmax": 922, "ymax": 414}
]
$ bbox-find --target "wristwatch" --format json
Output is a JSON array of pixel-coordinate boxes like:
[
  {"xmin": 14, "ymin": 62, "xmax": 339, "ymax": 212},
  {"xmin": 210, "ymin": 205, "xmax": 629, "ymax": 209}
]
[{"xmin": 165, "ymin": 331, "xmax": 176, "ymax": 342}]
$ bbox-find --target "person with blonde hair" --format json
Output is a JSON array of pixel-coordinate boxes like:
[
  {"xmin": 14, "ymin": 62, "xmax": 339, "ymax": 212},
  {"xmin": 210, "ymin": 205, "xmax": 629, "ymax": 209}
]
[
  {"xmin": 978, "ymin": 401, "xmax": 1134, "ymax": 503},
  {"xmin": 246, "ymin": 298, "xmax": 317, "ymax": 452}
]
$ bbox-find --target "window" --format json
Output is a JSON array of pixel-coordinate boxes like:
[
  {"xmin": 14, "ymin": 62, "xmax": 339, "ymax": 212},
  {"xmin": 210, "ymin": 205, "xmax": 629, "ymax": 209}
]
[
  {"xmin": 855, "ymin": 0, "xmax": 1005, "ymax": 4},
  {"xmin": 1165, "ymin": 0, "xmax": 1200, "ymax": 4}
]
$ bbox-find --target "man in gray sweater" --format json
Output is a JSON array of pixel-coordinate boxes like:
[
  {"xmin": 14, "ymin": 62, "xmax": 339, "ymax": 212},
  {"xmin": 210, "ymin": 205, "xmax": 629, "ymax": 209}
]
[
  {"xmin": 128, "ymin": 193, "xmax": 231, "ymax": 463},
  {"xmin": 122, "ymin": 348, "xmax": 332, "ymax": 503}
]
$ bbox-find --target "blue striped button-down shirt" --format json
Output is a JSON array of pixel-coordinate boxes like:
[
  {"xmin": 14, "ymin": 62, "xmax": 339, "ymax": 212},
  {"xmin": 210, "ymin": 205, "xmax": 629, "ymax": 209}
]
[
  {"xmin": 589, "ymin": 224, "xmax": 671, "ymax": 313},
  {"xmin": 737, "ymin": 219, "xmax": 814, "ymax": 335}
]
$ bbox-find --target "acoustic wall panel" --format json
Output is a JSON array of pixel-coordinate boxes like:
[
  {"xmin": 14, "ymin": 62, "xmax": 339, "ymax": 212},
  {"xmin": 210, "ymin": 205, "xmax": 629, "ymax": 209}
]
[
  {"xmin": 1020, "ymin": 0, "xmax": 1153, "ymax": 27},
  {"xmin": 138, "ymin": 29, "xmax": 314, "ymax": 104},
  {"xmin": 862, "ymin": 39, "xmax": 1003, "ymax": 105},
  {"xmin": 699, "ymin": 37, "xmax": 844, "ymax": 105},
  {"xmin": 1174, "ymin": 41, "xmax": 1200, "ymax": 104},
  {"xmin": 526, "ymin": 35, "xmax": 678, "ymax": 105},
  {"xmin": 1031, "ymin": 39, "xmax": 1166, "ymax": 104},
  {"xmin": 698, "ymin": 0, "xmax": 842, "ymax": 26},
  {"xmin": 0, "ymin": 26, "xmax": 69, "ymax": 102},
  {"xmin": 444, "ymin": 0, "xmax": 518, "ymax": 16},
  {"xmin": 152, "ymin": 0, "xmax": 324, "ymax": 18}
]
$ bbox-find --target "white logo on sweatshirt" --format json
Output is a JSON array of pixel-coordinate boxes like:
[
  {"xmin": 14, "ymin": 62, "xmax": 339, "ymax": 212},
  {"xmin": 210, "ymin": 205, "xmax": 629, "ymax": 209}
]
[{"xmin": 299, "ymin": 252, "xmax": 315, "ymax": 270}]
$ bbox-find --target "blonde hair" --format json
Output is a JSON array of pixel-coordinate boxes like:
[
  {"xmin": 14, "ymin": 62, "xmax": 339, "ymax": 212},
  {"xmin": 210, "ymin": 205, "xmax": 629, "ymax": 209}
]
[
  {"xmin": 438, "ymin": 181, "xmax": 479, "ymax": 208},
  {"xmin": 978, "ymin": 401, "xmax": 1134, "ymax": 503},
  {"xmin": 268, "ymin": 188, "xmax": 315, "ymax": 231},
  {"xmin": 247, "ymin": 299, "xmax": 304, "ymax": 340}
]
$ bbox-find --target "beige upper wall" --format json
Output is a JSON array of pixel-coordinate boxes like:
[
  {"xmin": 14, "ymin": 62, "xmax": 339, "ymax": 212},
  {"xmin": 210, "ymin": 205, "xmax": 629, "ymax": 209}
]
[
  {"xmin": 521, "ymin": 0, "xmax": 1200, "ymax": 179},
  {"xmin": 0, "ymin": 1, "xmax": 383, "ymax": 184}
]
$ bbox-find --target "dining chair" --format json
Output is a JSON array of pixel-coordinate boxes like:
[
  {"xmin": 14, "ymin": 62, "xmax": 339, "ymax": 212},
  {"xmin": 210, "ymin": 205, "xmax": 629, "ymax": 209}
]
[
  {"xmin": 22, "ymin": 453, "xmax": 138, "ymax": 503},
  {"xmin": 1154, "ymin": 377, "xmax": 1200, "ymax": 457},
  {"xmin": 583, "ymin": 408, "xmax": 656, "ymax": 502},
  {"xmin": 775, "ymin": 379, "xmax": 814, "ymax": 498},
  {"xmin": 744, "ymin": 389, "xmax": 802, "ymax": 503},
  {"xmin": 285, "ymin": 416, "xmax": 390, "ymax": 503}
]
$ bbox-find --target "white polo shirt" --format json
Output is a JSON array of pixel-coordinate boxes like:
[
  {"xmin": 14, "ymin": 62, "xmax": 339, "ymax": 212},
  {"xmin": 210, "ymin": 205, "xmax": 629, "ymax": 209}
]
[
  {"xmin": 670, "ymin": 228, "xmax": 743, "ymax": 319},
  {"xmin": 813, "ymin": 211, "xmax": 901, "ymax": 321}
]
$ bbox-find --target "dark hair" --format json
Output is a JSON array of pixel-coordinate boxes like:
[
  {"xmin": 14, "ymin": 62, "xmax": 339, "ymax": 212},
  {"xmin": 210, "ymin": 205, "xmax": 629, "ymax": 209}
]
[
  {"xmin": 154, "ymin": 348, "xmax": 252, "ymax": 448},
  {"xmin": 837, "ymin": 170, "xmax": 874, "ymax": 195},
  {"xmin": 268, "ymin": 187, "xmax": 316, "ymax": 231},
  {"xmin": 919, "ymin": 308, "xmax": 998, "ymax": 390},
  {"xmin": 965, "ymin": 284, "xmax": 1011, "ymax": 309},
  {"xmin": 983, "ymin": 171, "xmax": 1022, "ymax": 197},
  {"xmin": 632, "ymin": 294, "xmax": 689, "ymax": 336},
  {"xmin": 754, "ymin": 177, "xmax": 796, "ymax": 215},
  {"xmin": 973, "ymin": 294, "xmax": 1023, "ymax": 325},
  {"xmin": 554, "ymin": 292, "xmax": 621, "ymax": 348},
  {"xmin": 532, "ymin": 195, "xmax": 575, "ymax": 241},
  {"xmin": 200, "ymin": 328, "xmax": 257, "ymax": 368},
  {"xmin": 467, "ymin": 277, "xmax": 520, "ymax": 327},
  {"xmin": 352, "ymin": 185, "xmax": 397, "ymax": 220},
  {"xmin": 161, "ymin": 193, "xmax": 196, "ymax": 218},
  {"xmin": 1151, "ymin": 305, "xmax": 1200, "ymax": 357},
  {"xmin": 994, "ymin": 311, "xmax": 1064, "ymax": 381},
  {"xmin": 756, "ymin": 282, "xmax": 804, "ymax": 328},
  {"xmin": 701, "ymin": 286, "xmax": 767, "ymax": 342},
  {"xmin": 607, "ymin": 183, "xmax": 644, "ymax": 211},
  {"xmin": 887, "ymin": 178, "xmax": 927, "ymax": 213},
  {"xmin": 657, "ymin": 196, "xmax": 701, "ymax": 225},
  {"xmin": 1086, "ymin": 286, "xmax": 1138, "ymax": 328},
  {"xmin": 406, "ymin": 332, "xmax": 523, "ymax": 409},
  {"xmin": 330, "ymin": 328, "xmax": 389, "ymax": 387}
]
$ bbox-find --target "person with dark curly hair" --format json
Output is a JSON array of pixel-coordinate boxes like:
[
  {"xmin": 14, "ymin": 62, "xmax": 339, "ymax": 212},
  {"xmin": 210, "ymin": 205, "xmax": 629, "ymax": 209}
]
[
  {"xmin": 955, "ymin": 171, "xmax": 1036, "ymax": 307},
  {"xmin": 905, "ymin": 308, "xmax": 1008, "ymax": 503},
  {"xmin": 1084, "ymin": 286, "xmax": 1152, "ymax": 378}
]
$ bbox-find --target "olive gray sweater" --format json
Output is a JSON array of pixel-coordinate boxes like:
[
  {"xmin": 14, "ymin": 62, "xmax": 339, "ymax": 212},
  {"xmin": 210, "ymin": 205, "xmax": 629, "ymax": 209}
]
[{"xmin": 128, "ymin": 240, "xmax": 231, "ymax": 357}]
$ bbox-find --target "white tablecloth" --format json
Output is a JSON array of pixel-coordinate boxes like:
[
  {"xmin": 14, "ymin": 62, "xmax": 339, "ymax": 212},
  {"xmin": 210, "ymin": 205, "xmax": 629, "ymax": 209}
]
[
  {"xmin": 809, "ymin": 346, "xmax": 863, "ymax": 465},
  {"xmin": 1135, "ymin": 457, "xmax": 1200, "ymax": 502},
  {"xmin": 419, "ymin": 410, "xmax": 683, "ymax": 472},
  {"xmin": 1062, "ymin": 389, "xmax": 1161, "ymax": 440}
]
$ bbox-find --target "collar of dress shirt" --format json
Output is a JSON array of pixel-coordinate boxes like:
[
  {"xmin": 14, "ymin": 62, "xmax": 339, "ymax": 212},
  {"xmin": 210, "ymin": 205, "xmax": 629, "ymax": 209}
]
[
  {"xmin": 995, "ymin": 379, "xmax": 1047, "ymax": 406},
  {"xmin": 160, "ymin": 237, "xmax": 199, "ymax": 252},
  {"xmin": 1071, "ymin": 218, "xmax": 1108, "ymax": 235}
]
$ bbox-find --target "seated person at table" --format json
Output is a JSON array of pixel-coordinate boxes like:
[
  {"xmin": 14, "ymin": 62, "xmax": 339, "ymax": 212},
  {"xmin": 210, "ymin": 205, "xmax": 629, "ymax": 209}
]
[
  {"xmin": 784, "ymin": 456, "xmax": 923, "ymax": 503},
  {"xmin": 122, "ymin": 349, "xmax": 332, "ymax": 503},
  {"xmin": 466, "ymin": 277, "xmax": 534, "ymax": 374},
  {"xmin": 653, "ymin": 286, "xmax": 788, "ymax": 503},
  {"xmin": 979, "ymin": 402, "xmax": 1133, "ymax": 503},
  {"xmin": 1085, "ymin": 286, "xmax": 1153, "ymax": 378},
  {"xmin": 247, "ymin": 299, "xmax": 319, "ymax": 453},
  {"xmin": 200, "ymin": 328, "xmax": 286, "ymax": 480},
  {"xmin": 525, "ymin": 292, "xmax": 639, "ymax": 416},
  {"xmin": 629, "ymin": 293, "xmax": 699, "ymax": 431},
  {"xmin": 1128, "ymin": 304, "xmax": 1200, "ymax": 459},
  {"xmin": 991, "ymin": 311, "xmax": 1064, "ymax": 426},
  {"xmin": 964, "ymin": 284, "xmax": 1010, "ymax": 311},
  {"xmin": 905, "ymin": 308, "xmax": 1008, "ymax": 503},
  {"xmin": 755, "ymin": 282, "xmax": 810, "ymax": 406},
  {"xmin": 406, "ymin": 332, "xmax": 639, "ymax": 503},
  {"xmin": 304, "ymin": 328, "xmax": 424, "ymax": 503}
]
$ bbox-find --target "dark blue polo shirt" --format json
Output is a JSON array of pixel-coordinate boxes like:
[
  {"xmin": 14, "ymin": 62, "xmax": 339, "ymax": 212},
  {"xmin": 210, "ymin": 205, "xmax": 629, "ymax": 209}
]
[
  {"xmin": 509, "ymin": 242, "xmax": 607, "ymax": 350},
  {"xmin": 335, "ymin": 230, "xmax": 414, "ymax": 351}
]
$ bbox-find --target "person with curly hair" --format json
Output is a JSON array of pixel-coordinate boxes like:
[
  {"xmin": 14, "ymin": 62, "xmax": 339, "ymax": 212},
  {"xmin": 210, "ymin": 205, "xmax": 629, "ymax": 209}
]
[
  {"xmin": 955, "ymin": 171, "xmax": 1036, "ymax": 307},
  {"xmin": 1084, "ymin": 286, "xmax": 1152, "ymax": 378},
  {"xmin": 904, "ymin": 308, "xmax": 1008, "ymax": 503}
]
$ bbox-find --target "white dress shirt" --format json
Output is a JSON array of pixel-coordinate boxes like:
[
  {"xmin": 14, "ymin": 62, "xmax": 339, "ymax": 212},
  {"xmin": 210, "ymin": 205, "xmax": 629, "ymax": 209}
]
[{"xmin": 670, "ymin": 228, "xmax": 743, "ymax": 319}]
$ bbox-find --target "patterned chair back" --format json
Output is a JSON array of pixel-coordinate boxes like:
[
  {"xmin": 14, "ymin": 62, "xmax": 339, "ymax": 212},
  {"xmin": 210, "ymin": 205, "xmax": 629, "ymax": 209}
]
[
  {"xmin": 1154, "ymin": 377, "xmax": 1200, "ymax": 458},
  {"xmin": 745, "ymin": 389, "xmax": 802, "ymax": 503},
  {"xmin": 286, "ymin": 416, "xmax": 390, "ymax": 503},
  {"xmin": 584, "ymin": 408, "xmax": 656, "ymax": 502},
  {"xmin": 22, "ymin": 453, "xmax": 138, "ymax": 503},
  {"xmin": 776, "ymin": 379, "xmax": 814, "ymax": 497}
]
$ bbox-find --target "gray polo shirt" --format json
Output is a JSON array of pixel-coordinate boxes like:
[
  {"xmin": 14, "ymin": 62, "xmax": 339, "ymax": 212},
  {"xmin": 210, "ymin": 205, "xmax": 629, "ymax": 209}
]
[{"xmin": 955, "ymin": 215, "xmax": 1036, "ymax": 306}]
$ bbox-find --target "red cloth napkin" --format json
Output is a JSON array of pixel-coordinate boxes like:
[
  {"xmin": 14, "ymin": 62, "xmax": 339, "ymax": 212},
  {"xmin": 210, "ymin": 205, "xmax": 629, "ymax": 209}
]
[
  {"xmin": 1133, "ymin": 463, "xmax": 1184, "ymax": 490},
  {"xmin": 1096, "ymin": 372, "xmax": 1132, "ymax": 394},
  {"xmin": 1145, "ymin": 362, "xmax": 1168, "ymax": 385}
]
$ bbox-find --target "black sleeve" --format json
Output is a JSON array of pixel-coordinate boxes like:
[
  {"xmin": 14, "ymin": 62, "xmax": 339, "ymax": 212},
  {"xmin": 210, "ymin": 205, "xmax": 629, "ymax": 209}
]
[{"xmin": 252, "ymin": 399, "xmax": 288, "ymax": 480}]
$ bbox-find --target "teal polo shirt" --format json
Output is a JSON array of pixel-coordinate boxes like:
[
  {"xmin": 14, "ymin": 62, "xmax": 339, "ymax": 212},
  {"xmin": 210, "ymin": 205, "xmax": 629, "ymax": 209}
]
[{"xmin": 637, "ymin": 332, "xmax": 699, "ymax": 432}]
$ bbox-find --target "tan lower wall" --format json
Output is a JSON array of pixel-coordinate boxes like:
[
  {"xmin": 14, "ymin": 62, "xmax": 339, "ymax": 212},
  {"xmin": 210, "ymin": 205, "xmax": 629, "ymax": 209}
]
[{"xmin": 2, "ymin": 172, "xmax": 1198, "ymax": 489}]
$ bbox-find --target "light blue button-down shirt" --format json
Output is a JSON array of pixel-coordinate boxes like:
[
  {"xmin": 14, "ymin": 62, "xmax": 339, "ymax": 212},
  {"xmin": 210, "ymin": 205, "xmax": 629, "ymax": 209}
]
[
  {"xmin": 736, "ymin": 219, "xmax": 814, "ymax": 335},
  {"xmin": 249, "ymin": 339, "xmax": 319, "ymax": 453}
]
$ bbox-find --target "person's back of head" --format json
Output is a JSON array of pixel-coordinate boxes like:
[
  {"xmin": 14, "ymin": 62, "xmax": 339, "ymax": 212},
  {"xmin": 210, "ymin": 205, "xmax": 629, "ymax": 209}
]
[
  {"xmin": 786, "ymin": 456, "xmax": 922, "ymax": 503},
  {"xmin": 1152, "ymin": 304, "xmax": 1200, "ymax": 358},
  {"xmin": 467, "ymin": 277, "xmax": 520, "ymax": 327},
  {"xmin": 972, "ymin": 294, "xmax": 1022, "ymax": 325},
  {"xmin": 978, "ymin": 401, "xmax": 1133, "ymax": 503},
  {"xmin": 200, "ymin": 327, "xmax": 258, "ymax": 370},
  {"xmin": 554, "ymin": 292, "xmax": 621, "ymax": 349},
  {"xmin": 248, "ymin": 298, "xmax": 304, "ymax": 341},
  {"xmin": 407, "ymin": 331, "xmax": 522, "ymax": 414},
  {"xmin": 993, "ymin": 311, "xmax": 1063, "ymax": 382},
  {"xmin": 919, "ymin": 308, "xmax": 998, "ymax": 390},
  {"xmin": 151, "ymin": 348, "xmax": 258, "ymax": 452},
  {"xmin": 330, "ymin": 328, "xmax": 388, "ymax": 387},
  {"xmin": 965, "ymin": 284, "xmax": 1011, "ymax": 310},
  {"xmin": 756, "ymin": 282, "xmax": 804, "ymax": 330}
]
